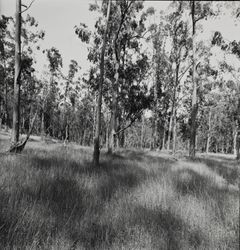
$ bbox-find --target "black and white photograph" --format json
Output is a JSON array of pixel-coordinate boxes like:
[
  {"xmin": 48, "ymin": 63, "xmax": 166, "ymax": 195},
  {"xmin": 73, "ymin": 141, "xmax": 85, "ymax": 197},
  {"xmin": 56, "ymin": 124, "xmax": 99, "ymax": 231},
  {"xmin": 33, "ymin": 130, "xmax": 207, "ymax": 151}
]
[{"xmin": 0, "ymin": 0, "xmax": 239, "ymax": 249}]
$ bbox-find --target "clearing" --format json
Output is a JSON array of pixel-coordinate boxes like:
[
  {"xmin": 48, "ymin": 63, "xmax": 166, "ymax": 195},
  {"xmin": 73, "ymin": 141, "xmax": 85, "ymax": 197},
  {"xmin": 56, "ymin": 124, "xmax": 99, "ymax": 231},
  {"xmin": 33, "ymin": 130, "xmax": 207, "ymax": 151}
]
[{"xmin": 0, "ymin": 132, "xmax": 239, "ymax": 249}]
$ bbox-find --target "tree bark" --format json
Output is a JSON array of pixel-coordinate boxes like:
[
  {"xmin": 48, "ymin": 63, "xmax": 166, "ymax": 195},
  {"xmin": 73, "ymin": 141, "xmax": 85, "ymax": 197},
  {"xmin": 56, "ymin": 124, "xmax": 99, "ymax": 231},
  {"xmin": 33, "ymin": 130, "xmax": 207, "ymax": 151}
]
[
  {"xmin": 41, "ymin": 112, "xmax": 45, "ymax": 140},
  {"xmin": 234, "ymin": 121, "xmax": 240, "ymax": 159},
  {"xmin": 162, "ymin": 124, "xmax": 166, "ymax": 150},
  {"xmin": 172, "ymin": 107, "xmax": 177, "ymax": 155},
  {"xmin": 141, "ymin": 114, "xmax": 145, "ymax": 149},
  {"xmin": 167, "ymin": 113, "xmax": 172, "ymax": 151},
  {"xmin": 189, "ymin": 0, "xmax": 198, "ymax": 158},
  {"xmin": 11, "ymin": 0, "xmax": 21, "ymax": 144},
  {"xmin": 4, "ymin": 66, "xmax": 9, "ymax": 131},
  {"xmin": 235, "ymin": 97, "xmax": 240, "ymax": 160},
  {"xmin": 206, "ymin": 109, "xmax": 211, "ymax": 154},
  {"xmin": 108, "ymin": 44, "xmax": 119, "ymax": 153},
  {"xmin": 93, "ymin": 0, "xmax": 111, "ymax": 166}
]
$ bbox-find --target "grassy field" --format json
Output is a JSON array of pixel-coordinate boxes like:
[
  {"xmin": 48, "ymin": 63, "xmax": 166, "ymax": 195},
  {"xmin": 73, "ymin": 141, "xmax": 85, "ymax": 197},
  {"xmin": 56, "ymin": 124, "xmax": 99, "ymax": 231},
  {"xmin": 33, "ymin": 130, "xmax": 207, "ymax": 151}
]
[{"xmin": 0, "ymin": 131, "xmax": 239, "ymax": 249}]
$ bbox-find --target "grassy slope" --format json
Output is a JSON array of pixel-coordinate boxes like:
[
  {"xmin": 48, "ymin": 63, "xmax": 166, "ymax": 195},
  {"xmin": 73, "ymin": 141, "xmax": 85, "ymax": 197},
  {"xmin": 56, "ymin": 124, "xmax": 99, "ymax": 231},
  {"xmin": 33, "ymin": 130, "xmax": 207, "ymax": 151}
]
[{"xmin": 0, "ymin": 132, "xmax": 239, "ymax": 250}]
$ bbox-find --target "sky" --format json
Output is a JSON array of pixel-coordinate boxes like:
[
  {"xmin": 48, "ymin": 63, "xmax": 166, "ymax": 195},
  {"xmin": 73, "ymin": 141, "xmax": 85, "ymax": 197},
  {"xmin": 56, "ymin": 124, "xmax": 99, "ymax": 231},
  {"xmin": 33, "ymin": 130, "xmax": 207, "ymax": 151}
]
[{"xmin": 1, "ymin": 0, "xmax": 240, "ymax": 78}]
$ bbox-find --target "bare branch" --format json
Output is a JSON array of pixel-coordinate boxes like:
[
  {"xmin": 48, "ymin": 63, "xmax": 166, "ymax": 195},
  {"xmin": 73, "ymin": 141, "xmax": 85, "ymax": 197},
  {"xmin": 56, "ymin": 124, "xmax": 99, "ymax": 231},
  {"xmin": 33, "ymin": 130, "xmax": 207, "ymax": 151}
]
[
  {"xmin": 21, "ymin": 0, "xmax": 35, "ymax": 14},
  {"xmin": 178, "ymin": 64, "xmax": 191, "ymax": 82},
  {"xmin": 114, "ymin": 109, "xmax": 143, "ymax": 136}
]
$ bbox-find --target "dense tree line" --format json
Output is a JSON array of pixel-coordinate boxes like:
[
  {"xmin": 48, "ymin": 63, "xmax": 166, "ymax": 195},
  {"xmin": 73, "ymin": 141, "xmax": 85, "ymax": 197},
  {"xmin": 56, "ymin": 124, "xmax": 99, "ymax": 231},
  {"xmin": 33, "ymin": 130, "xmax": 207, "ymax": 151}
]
[{"xmin": 0, "ymin": 0, "xmax": 239, "ymax": 162}]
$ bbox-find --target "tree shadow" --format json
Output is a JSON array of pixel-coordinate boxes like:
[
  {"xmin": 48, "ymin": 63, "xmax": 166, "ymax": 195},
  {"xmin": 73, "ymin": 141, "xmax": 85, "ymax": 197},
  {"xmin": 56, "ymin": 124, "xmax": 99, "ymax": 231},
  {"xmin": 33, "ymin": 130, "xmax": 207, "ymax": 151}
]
[
  {"xmin": 172, "ymin": 167, "xmax": 239, "ymax": 198},
  {"xmin": 131, "ymin": 205, "xmax": 204, "ymax": 249},
  {"xmin": 172, "ymin": 167, "xmax": 239, "ymax": 228},
  {"xmin": 195, "ymin": 157, "xmax": 239, "ymax": 185},
  {"xmin": 110, "ymin": 149, "xmax": 176, "ymax": 167},
  {"xmin": 1, "ymin": 148, "xmax": 155, "ymax": 249}
]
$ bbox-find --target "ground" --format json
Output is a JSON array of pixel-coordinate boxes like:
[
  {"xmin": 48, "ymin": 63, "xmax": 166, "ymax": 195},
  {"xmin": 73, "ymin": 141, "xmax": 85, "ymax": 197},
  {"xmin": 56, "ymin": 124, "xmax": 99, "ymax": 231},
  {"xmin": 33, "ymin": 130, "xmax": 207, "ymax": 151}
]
[{"xmin": 0, "ymin": 131, "xmax": 239, "ymax": 249}]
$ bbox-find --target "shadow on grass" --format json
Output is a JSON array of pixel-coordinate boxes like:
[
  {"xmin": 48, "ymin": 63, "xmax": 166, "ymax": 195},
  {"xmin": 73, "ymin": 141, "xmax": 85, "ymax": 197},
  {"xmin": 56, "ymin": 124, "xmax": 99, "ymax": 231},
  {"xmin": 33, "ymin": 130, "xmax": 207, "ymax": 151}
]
[
  {"xmin": 172, "ymin": 167, "xmax": 239, "ymax": 228},
  {"xmin": 0, "ymin": 148, "xmax": 157, "ymax": 249},
  {"xmin": 188, "ymin": 156, "xmax": 239, "ymax": 185},
  {"xmin": 132, "ymin": 206, "xmax": 204, "ymax": 249},
  {"xmin": 110, "ymin": 149, "xmax": 176, "ymax": 167},
  {"xmin": 173, "ymin": 167, "xmax": 239, "ymax": 197}
]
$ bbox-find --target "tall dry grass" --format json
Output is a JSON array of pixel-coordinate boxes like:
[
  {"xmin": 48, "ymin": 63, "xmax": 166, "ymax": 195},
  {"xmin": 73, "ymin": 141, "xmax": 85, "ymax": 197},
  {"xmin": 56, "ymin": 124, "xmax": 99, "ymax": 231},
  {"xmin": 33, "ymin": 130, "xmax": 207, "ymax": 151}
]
[{"xmin": 0, "ymin": 133, "xmax": 239, "ymax": 249}]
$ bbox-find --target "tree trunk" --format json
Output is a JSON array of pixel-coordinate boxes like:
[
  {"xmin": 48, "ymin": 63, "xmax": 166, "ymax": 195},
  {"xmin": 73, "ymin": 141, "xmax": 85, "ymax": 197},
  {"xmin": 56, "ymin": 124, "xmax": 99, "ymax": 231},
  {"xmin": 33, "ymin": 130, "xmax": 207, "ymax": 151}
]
[
  {"xmin": 162, "ymin": 124, "xmax": 166, "ymax": 150},
  {"xmin": 64, "ymin": 124, "xmax": 69, "ymax": 146},
  {"xmin": 41, "ymin": 112, "xmax": 45, "ymax": 140},
  {"xmin": 0, "ymin": 98, "xmax": 2, "ymax": 130},
  {"xmin": 141, "ymin": 114, "xmax": 145, "ymax": 149},
  {"xmin": 9, "ymin": 109, "xmax": 38, "ymax": 153},
  {"xmin": 235, "ymin": 97, "xmax": 240, "ymax": 160},
  {"xmin": 4, "ymin": 72, "xmax": 9, "ymax": 131},
  {"xmin": 11, "ymin": 0, "xmax": 21, "ymax": 144},
  {"xmin": 206, "ymin": 109, "xmax": 212, "ymax": 154},
  {"xmin": 108, "ymin": 48, "xmax": 119, "ymax": 154},
  {"xmin": 233, "ymin": 122, "xmax": 240, "ymax": 159},
  {"xmin": 172, "ymin": 108, "xmax": 177, "ymax": 155},
  {"xmin": 93, "ymin": 0, "xmax": 111, "ymax": 166},
  {"xmin": 167, "ymin": 114, "xmax": 173, "ymax": 151},
  {"xmin": 189, "ymin": 0, "xmax": 198, "ymax": 158}
]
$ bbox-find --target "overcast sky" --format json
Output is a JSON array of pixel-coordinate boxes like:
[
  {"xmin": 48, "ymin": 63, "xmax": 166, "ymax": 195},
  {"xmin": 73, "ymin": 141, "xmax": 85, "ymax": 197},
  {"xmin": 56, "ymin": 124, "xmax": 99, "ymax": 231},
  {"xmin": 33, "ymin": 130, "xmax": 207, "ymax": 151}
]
[{"xmin": 1, "ymin": 0, "xmax": 240, "ymax": 77}]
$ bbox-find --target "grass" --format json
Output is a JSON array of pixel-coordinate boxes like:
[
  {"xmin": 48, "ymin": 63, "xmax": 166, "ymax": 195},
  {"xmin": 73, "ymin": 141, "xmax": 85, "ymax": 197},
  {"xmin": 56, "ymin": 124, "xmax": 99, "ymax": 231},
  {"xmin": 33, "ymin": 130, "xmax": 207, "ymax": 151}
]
[{"xmin": 0, "ymin": 132, "xmax": 239, "ymax": 249}]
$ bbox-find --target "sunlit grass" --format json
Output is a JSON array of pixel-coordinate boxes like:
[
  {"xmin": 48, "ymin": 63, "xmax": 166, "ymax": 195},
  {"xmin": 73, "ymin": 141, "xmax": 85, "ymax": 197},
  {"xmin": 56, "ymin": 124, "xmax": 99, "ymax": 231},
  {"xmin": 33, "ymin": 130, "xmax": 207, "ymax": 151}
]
[{"xmin": 0, "ymin": 132, "xmax": 239, "ymax": 249}]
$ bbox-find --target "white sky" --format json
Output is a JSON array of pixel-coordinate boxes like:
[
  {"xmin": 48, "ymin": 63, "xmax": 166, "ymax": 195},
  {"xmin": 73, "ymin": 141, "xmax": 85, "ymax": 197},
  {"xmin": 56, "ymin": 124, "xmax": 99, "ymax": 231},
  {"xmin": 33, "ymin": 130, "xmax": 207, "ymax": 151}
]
[{"xmin": 1, "ymin": 0, "xmax": 240, "ymax": 78}]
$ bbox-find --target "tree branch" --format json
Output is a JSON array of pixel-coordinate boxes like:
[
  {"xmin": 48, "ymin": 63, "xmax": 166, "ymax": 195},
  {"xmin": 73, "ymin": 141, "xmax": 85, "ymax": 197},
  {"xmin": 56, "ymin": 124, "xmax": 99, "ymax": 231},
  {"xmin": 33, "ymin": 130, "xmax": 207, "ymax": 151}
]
[
  {"xmin": 21, "ymin": 0, "xmax": 35, "ymax": 14},
  {"xmin": 114, "ymin": 109, "xmax": 143, "ymax": 136},
  {"xmin": 178, "ymin": 64, "xmax": 191, "ymax": 82}
]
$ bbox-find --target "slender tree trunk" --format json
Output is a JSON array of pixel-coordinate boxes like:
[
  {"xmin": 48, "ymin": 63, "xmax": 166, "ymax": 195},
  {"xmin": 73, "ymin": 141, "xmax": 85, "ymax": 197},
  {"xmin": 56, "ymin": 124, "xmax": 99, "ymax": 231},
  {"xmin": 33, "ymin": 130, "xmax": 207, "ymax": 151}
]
[
  {"xmin": 189, "ymin": 0, "xmax": 198, "ymax": 158},
  {"xmin": 64, "ymin": 124, "xmax": 69, "ymax": 146},
  {"xmin": 206, "ymin": 109, "xmax": 212, "ymax": 154},
  {"xmin": 92, "ymin": 93, "xmax": 96, "ymax": 143},
  {"xmin": 41, "ymin": 112, "xmax": 45, "ymax": 140},
  {"xmin": 162, "ymin": 124, "xmax": 166, "ymax": 150},
  {"xmin": 4, "ymin": 69, "xmax": 9, "ymax": 131},
  {"xmin": 141, "ymin": 114, "xmax": 145, "ymax": 149},
  {"xmin": 235, "ymin": 97, "xmax": 240, "ymax": 160},
  {"xmin": 108, "ymin": 47, "xmax": 119, "ymax": 153},
  {"xmin": 11, "ymin": 0, "xmax": 21, "ymax": 144},
  {"xmin": 168, "ymin": 57, "xmax": 180, "ymax": 151},
  {"xmin": 93, "ymin": 0, "xmax": 111, "ymax": 165},
  {"xmin": 172, "ymin": 107, "xmax": 177, "ymax": 155},
  {"xmin": 167, "ymin": 114, "xmax": 173, "ymax": 151},
  {"xmin": 234, "ymin": 121, "xmax": 240, "ymax": 159},
  {"xmin": 172, "ymin": 60, "xmax": 180, "ymax": 155},
  {"xmin": 105, "ymin": 111, "xmax": 110, "ymax": 149},
  {"xmin": 0, "ymin": 97, "xmax": 2, "ymax": 130}
]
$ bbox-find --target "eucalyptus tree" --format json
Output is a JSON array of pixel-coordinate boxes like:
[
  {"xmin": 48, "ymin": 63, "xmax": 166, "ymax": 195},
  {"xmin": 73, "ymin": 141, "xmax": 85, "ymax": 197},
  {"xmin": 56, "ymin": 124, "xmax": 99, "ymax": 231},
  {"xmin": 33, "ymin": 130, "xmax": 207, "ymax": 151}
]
[
  {"xmin": 210, "ymin": 31, "xmax": 240, "ymax": 158},
  {"xmin": 43, "ymin": 47, "xmax": 63, "ymax": 138},
  {"xmin": 75, "ymin": 0, "xmax": 152, "ymax": 156},
  {"xmin": 189, "ymin": 0, "xmax": 214, "ymax": 157},
  {"xmin": 92, "ymin": 0, "xmax": 111, "ymax": 165},
  {"xmin": 11, "ymin": 0, "xmax": 22, "ymax": 145},
  {"xmin": 0, "ymin": 15, "xmax": 13, "ymax": 131},
  {"xmin": 164, "ymin": 1, "xmax": 191, "ymax": 154},
  {"xmin": 59, "ymin": 59, "xmax": 81, "ymax": 145}
]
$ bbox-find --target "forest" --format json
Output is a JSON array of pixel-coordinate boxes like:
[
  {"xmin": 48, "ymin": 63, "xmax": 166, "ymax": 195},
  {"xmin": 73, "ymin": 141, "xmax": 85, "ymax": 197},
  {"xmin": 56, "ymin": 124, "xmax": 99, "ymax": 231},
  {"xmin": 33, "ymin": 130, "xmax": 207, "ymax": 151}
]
[{"xmin": 0, "ymin": 0, "xmax": 239, "ymax": 249}]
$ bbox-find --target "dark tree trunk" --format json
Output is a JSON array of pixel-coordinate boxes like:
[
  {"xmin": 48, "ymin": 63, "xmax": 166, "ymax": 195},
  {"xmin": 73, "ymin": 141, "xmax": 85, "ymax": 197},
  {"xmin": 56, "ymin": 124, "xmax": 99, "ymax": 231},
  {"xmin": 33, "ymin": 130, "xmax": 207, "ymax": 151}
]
[
  {"xmin": 4, "ymin": 72, "xmax": 9, "ymax": 131},
  {"xmin": 189, "ymin": 0, "xmax": 198, "ymax": 158},
  {"xmin": 141, "ymin": 114, "xmax": 145, "ymax": 149},
  {"xmin": 93, "ymin": 0, "xmax": 111, "ymax": 166},
  {"xmin": 206, "ymin": 109, "xmax": 212, "ymax": 154},
  {"xmin": 11, "ymin": 0, "xmax": 21, "ymax": 144}
]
